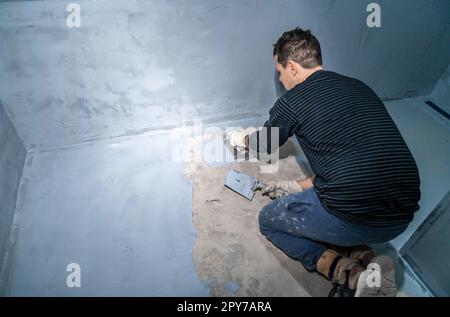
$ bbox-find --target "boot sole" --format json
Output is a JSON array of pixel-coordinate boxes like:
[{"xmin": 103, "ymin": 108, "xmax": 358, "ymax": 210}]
[{"xmin": 355, "ymin": 255, "xmax": 397, "ymax": 297}]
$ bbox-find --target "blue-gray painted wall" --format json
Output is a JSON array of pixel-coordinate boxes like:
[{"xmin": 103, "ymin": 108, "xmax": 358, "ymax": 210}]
[
  {"xmin": 431, "ymin": 64, "xmax": 450, "ymax": 113},
  {"xmin": 1, "ymin": 0, "xmax": 450, "ymax": 149},
  {"xmin": 0, "ymin": 102, "xmax": 26, "ymax": 282}
]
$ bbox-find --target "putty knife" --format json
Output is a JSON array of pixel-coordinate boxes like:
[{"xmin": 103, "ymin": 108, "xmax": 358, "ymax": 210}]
[{"xmin": 224, "ymin": 170, "xmax": 265, "ymax": 201}]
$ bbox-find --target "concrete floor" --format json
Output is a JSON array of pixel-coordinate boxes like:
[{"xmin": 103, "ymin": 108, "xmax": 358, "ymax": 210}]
[
  {"xmin": 189, "ymin": 146, "xmax": 331, "ymax": 296},
  {"xmin": 3, "ymin": 96, "xmax": 448, "ymax": 296}
]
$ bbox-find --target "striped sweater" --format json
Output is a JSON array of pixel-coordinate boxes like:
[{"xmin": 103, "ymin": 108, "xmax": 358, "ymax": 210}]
[{"xmin": 253, "ymin": 70, "xmax": 421, "ymax": 229}]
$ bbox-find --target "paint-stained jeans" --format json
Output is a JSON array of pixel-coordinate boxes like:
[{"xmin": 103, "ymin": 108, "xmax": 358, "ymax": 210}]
[{"xmin": 259, "ymin": 188, "xmax": 408, "ymax": 272}]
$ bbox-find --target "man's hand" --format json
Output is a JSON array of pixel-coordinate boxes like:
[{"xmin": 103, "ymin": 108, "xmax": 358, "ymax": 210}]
[
  {"xmin": 261, "ymin": 180, "xmax": 303, "ymax": 199},
  {"xmin": 226, "ymin": 128, "xmax": 257, "ymax": 151}
]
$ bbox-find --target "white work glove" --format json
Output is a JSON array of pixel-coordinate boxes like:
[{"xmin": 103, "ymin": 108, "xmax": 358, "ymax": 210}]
[
  {"xmin": 261, "ymin": 180, "xmax": 303, "ymax": 199},
  {"xmin": 226, "ymin": 128, "xmax": 257, "ymax": 151}
]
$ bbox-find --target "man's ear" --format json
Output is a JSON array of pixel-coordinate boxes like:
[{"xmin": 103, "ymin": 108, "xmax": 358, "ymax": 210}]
[{"xmin": 287, "ymin": 60, "xmax": 298, "ymax": 77}]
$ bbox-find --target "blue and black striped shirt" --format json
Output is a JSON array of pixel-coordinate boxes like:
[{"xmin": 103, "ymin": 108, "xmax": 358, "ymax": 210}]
[{"xmin": 255, "ymin": 70, "xmax": 421, "ymax": 229}]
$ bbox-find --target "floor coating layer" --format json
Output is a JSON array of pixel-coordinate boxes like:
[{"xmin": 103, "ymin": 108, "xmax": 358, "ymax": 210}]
[{"xmin": 5, "ymin": 133, "xmax": 209, "ymax": 296}]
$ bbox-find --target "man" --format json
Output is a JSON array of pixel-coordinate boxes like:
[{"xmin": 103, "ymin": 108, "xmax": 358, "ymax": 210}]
[{"xmin": 228, "ymin": 27, "xmax": 421, "ymax": 297}]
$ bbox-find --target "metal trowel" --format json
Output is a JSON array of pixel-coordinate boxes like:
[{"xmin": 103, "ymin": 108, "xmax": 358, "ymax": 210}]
[{"xmin": 224, "ymin": 170, "xmax": 265, "ymax": 201}]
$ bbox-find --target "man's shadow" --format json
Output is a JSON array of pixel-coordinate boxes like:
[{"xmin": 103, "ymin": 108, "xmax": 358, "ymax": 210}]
[{"xmin": 274, "ymin": 70, "xmax": 286, "ymax": 99}]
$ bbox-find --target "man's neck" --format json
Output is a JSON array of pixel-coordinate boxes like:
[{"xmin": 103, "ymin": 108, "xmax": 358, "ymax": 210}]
[{"xmin": 300, "ymin": 66, "xmax": 323, "ymax": 83}]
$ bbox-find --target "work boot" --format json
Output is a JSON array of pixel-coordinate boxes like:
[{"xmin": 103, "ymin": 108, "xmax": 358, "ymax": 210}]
[
  {"xmin": 354, "ymin": 255, "xmax": 398, "ymax": 297},
  {"xmin": 317, "ymin": 250, "xmax": 365, "ymax": 297},
  {"xmin": 349, "ymin": 245, "xmax": 376, "ymax": 268},
  {"xmin": 325, "ymin": 244, "xmax": 376, "ymax": 267}
]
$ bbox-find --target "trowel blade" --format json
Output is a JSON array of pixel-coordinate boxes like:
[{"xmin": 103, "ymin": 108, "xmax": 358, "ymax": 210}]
[{"xmin": 224, "ymin": 170, "xmax": 257, "ymax": 201}]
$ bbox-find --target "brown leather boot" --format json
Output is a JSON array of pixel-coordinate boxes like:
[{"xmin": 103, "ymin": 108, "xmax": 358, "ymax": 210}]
[
  {"xmin": 317, "ymin": 249, "xmax": 365, "ymax": 297},
  {"xmin": 323, "ymin": 244, "xmax": 376, "ymax": 267},
  {"xmin": 349, "ymin": 245, "xmax": 376, "ymax": 268}
]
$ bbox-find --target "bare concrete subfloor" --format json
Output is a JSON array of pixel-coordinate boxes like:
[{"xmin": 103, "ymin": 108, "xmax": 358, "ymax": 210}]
[{"xmin": 186, "ymin": 139, "xmax": 331, "ymax": 296}]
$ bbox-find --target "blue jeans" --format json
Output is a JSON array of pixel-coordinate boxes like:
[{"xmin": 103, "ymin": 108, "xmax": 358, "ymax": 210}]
[{"xmin": 259, "ymin": 188, "xmax": 408, "ymax": 272}]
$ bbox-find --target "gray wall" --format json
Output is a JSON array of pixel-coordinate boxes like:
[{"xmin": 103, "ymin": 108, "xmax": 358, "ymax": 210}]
[
  {"xmin": 1, "ymin": 0, "xmax": 450, "ymax": 150},
  {"xmin": 0, "ymin": 102, "xmax": 26, "ymax": 280}
]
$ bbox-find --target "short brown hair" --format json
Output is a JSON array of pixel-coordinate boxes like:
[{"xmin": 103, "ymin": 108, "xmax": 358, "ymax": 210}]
[{"xmin": 273, "ymin": 27, "xmax": 322, "ymax": 69}]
